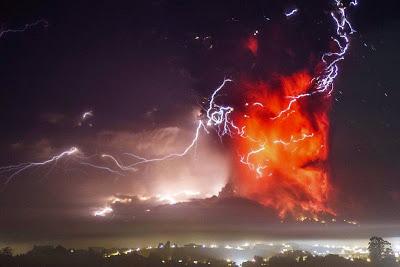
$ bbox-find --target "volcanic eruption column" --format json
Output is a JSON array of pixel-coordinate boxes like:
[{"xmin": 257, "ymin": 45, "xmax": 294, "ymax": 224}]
[
  {"xmin": 228, "ymin": 0, "xmax": 357, "ymax": 218},
  {"xmin": 0, "ymin": 1, "xmax": 357, "ymax": 220}
]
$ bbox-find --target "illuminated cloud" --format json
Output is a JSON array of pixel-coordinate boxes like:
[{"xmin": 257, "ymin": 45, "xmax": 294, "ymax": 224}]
[{"xmin": 88, "ymin": 125, "xmax": 230, "ymax": 210}]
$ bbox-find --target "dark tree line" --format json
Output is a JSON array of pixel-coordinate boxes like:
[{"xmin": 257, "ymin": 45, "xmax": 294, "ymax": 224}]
[
  {"xmin": 0, "ymin": 244, "xmax": 237, "ymax": 267},
  {"xmin": 0, "ymin": 237, "xmax": 398, "ymax": 267}
]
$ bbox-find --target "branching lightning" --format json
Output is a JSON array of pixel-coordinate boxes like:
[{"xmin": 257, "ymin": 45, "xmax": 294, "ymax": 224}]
[
  {"xmin": 93, "ymin": 78, "xmax": 236, "ymax": 172},
  {"xmin": 0, "ymin": 147, "xmax": 79, "ymax": 184},
  {"xmin": 274, "ymin": 0, "xmax": 357, "ymax": 120},
  {"xmin": 102, "ymin": 119, "xmax": 207, "ymax": 171}
]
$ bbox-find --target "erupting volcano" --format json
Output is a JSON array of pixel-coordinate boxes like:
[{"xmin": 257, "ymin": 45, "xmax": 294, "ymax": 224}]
[
  {"xmin": 232, "ymin": 71, "xmax": 334, "ymax": 219},
  {"xmin": 0, "ymin": 0, "xmax": 360, "ymax": 225}
]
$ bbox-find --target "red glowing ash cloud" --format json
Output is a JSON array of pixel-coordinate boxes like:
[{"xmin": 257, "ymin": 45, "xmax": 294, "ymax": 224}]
[
  {"xmin": 246, "ymin": 36, "xmax": 258, "ymax": 56},
  {"xmin": 232, "ymin": 71, "xmax": 334, "ymax": 218}
]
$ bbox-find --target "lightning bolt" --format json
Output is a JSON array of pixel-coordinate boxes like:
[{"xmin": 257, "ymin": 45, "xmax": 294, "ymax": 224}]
[
  {"xmin": 79, "ymin": 162, "xmax": 123, "ymax": 176},
  {"xmin": 272, "ymin": 0, "xmax": 357, "ymax": 120},
  {"xmin": 285, "ymin": 8, "xmax": 299, "ymax": 17},
  {"xmin": 0, "ymin": 19, "xmax": 48, "ymax": 39},
  {"xmin": 273, "ymin": 133, "xmax": 314, "ymax": 146},
  {"xmin": 0, "ymin": 147, "xmax": 79, "ymax": 184}
]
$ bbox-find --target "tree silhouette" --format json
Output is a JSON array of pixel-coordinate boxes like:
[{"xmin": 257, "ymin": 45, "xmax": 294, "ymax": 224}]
[
  {"xmin": 383, "ymin": 246, "xmax": 397, "ymax": 267},
  {"xmin": 368, "ymin": 236, "xmax": 397, "ymax": 267}
]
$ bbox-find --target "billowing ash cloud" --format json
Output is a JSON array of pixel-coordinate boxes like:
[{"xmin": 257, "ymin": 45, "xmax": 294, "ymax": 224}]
[
  {"xmin": 89, "ymin": 124, "xmax": 231, "ymax": 214},
  {"xmin": 231, "ymin": 72, "xmax": 333, "ymax": 219}
]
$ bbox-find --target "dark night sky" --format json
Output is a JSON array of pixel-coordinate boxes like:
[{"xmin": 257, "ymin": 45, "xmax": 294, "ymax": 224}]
[{"xmin": 0, "ymin": 0, "xmax": 400, "ymax": 249}]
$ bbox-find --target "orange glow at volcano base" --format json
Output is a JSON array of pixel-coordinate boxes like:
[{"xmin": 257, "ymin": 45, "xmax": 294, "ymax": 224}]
[{"xmin": 233, "ymin": 71, "xmax": 335, "ymax": 219}]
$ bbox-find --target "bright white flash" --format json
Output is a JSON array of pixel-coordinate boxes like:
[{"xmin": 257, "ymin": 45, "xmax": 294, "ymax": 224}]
[
  {"xmin": 285, "ymin": 8, "xmax": 299, "ymax": 17},
  {"xmin": 93, "ymin": 206, "xmax": 113, "ymax": 217},
  {"xmin": 82, "ymin": 110, "xmax": 93, "ymax": 120}
]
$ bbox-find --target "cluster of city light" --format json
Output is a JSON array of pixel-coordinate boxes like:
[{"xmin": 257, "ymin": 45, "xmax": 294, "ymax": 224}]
[
  {"xmin": 308, "ymin": 242, "xmax": 381, "ymax": 261},
  {"xmin": 102, "ymin": 240, "xmax": 396, "ymax": 265}
]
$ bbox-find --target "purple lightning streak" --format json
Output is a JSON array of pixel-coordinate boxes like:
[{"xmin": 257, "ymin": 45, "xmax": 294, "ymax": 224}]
[
  {"xmin": 0, "ymin": 19, "xmax": 48, "ymax": 39},
  {"xmin": 0, "ymin": 147, "xmax": 79, "ymax": 184},
  {"xmin": 272, "ymin": 0, "xmax": 357, "ymax": 120}
]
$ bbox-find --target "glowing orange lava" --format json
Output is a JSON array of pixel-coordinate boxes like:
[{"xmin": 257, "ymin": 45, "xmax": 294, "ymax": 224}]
[{"xmin": 233, "ymin": 71, "xmax": 335, "ymax": 218}]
